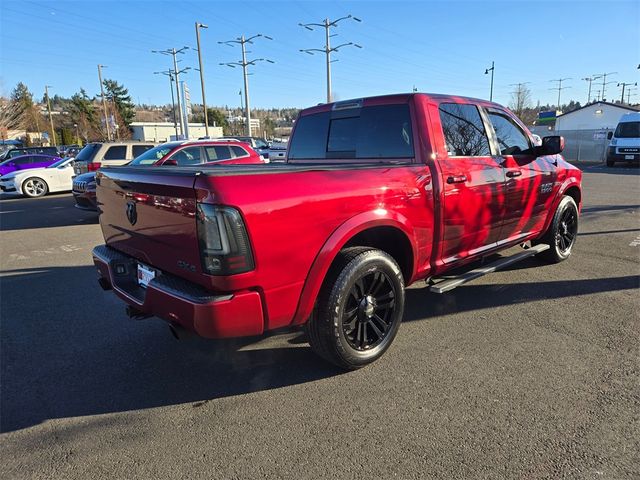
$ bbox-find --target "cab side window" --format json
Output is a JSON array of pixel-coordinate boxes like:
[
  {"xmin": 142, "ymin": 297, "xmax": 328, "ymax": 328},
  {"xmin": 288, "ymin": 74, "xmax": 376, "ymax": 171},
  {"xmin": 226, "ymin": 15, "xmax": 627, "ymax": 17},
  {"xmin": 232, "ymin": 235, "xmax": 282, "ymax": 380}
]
[
  {"xmin": 168, "ymin": 147, "xmax": 202, "ymax": 165},
  {"xmin": 438, "ymin": 103, "xmax": 491, "ymax": 157},
  {"xmin": 487, "ymin": 113, "xmax": 531, "ymax": 156}
]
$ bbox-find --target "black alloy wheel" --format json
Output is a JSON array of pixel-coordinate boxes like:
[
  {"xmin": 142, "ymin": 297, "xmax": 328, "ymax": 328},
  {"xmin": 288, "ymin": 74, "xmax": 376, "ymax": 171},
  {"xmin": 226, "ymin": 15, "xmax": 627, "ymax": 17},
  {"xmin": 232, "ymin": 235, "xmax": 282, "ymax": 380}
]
[
  {"xmin": 307, "ymin": 247, "xmax": 405, "ymax": 370},
  {"xmin": 342, "ymin": 271, "xmax": 396, "ymax": 351},
  {"xmin": 535, "ymin": 195, "xmax": 579, "ymax": 263}
]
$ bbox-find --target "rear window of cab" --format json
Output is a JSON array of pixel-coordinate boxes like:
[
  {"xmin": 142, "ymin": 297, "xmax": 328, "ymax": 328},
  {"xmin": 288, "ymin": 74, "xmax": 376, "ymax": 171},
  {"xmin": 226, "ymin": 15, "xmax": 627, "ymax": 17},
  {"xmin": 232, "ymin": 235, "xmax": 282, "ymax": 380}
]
[{"xmin": 288, "ymin": 104, "xmax": 414, "ymax": 161}]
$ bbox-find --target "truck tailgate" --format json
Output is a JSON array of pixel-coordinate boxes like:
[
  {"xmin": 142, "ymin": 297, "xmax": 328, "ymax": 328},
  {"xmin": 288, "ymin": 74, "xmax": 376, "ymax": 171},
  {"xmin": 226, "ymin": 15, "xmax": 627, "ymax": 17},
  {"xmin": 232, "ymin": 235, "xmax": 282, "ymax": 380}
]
[{"xmin": 96, "ymin": 167, "xmax": 205, "ymax": 285}]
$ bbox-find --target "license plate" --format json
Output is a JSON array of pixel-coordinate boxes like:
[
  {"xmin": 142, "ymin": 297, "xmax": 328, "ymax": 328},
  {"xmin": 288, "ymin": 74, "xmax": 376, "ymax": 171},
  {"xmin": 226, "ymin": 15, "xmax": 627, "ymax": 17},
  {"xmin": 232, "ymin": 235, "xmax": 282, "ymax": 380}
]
[
  {"xmin": 137, "ymin": 263, "xmax": 156, "ymax": 288},
  {"xmin": 625, "ymin": 155, "xmax": 635, "ymax": 160}
]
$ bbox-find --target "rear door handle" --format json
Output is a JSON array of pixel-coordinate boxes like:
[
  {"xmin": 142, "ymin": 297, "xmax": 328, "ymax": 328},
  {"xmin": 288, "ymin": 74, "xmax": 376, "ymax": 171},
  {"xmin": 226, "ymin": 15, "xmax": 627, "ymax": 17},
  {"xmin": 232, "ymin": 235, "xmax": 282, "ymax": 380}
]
[
  {"xmin": 506, "ymin": 169, "xmax": 522, "ymax": 178},
  {"xmin": 447, "ymin": 175, "xmax": 467, "ymax": 184}
]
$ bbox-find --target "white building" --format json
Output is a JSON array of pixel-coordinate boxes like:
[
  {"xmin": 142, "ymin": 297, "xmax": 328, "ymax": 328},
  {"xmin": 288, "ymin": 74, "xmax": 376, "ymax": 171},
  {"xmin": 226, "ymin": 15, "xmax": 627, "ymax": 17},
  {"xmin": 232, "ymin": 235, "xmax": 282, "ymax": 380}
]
[
  {"xmin": 555, "ymin": 102, "xmax": 639, "ymax": 131},
  {"xmin": 130, "ymin": 122, "xmax": 223, "ymax": 142}
]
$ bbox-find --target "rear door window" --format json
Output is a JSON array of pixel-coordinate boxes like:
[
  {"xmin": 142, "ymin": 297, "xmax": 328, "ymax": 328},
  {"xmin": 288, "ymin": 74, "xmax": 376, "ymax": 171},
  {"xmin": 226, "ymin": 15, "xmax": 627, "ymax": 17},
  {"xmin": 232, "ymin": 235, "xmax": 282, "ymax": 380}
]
[
  {"xmin": 288, "ymin": 104, "xmax": 414, "ymax": 160},
  {"xmin": 132, "ymin": 145, "xmax": 154, "ymax": 157},
  {"xmin": 13, "ymin": 156, "xmax": 32, "ymax": 165},
  {"xmin": 204, "ymin": 146, "xmax": 233, "ymax": 162},
  {"xmin": 103, "ymin": 146, "xmax": 127, "ymax": 160},
  {"xmin": 438, "ymin": 103, "xmax": 491, "ymax": 157}
]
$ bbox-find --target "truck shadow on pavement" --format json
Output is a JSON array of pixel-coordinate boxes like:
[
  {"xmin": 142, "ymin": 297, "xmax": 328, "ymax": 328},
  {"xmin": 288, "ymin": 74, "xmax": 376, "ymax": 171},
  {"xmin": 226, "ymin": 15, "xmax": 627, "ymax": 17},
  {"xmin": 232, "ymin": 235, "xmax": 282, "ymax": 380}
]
[
  {"xmin": 1, "ymin": 265, "xmax": 638, "ymax": 432},
  {"xmin": 0, "ymin": 194, "xmax": 98, "ymax": 231}
]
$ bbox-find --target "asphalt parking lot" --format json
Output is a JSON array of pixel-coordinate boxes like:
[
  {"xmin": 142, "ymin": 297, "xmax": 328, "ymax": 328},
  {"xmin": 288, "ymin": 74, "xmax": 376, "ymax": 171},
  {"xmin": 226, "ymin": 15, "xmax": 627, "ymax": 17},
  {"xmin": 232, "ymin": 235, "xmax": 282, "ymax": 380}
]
[{"xmin": 1, "ymin": 164, "xmax": 638, "ymax": 479}]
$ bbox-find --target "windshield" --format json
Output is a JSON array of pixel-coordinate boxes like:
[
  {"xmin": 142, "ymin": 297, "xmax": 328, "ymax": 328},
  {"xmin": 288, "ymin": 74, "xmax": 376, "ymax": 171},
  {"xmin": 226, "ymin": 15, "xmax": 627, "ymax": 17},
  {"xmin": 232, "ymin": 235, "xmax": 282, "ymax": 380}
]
[
  {"xmin": 614, "ymin": 121, "xmax": 640, "ymax": 139},
  {"xmin": 254, "ymin": 138, "xmax": 268, "ymax": 149},
  {"xmin": 129, "ymin": 143, "xmax": 180, "ymax": 165},
  {"xmin": 75, "ymin": 143, "xmax": 100, "ymax": 161},
  {"xmin": 47, "ymin": 158, "xmax": 72, "ymax": 168}
]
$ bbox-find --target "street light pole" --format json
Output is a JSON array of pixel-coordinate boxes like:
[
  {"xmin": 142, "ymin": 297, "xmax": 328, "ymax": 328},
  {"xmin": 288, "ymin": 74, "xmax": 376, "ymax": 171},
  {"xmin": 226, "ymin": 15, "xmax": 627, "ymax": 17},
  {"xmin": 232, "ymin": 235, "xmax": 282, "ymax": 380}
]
[
  {"xmin": 219, "ymin": 34, "xmax": 274, "ymax": 137},
  {"xmin": 97, "ymin": 64, "xmax": 111, "ymax": 142},
  {"xmin": 485, "ymin": 61, "xmax": 495, "ymax": 102},
  {"xmin": 44, "ymin": 85, "xmax": 56, "ymax": 146},
  {"xmin": 299, "ymin": 15, "xmax": 362, "ymax": 103},
  {"xmin": 195, "ymin": 22, "xmax": 209, "ymax": 136}
]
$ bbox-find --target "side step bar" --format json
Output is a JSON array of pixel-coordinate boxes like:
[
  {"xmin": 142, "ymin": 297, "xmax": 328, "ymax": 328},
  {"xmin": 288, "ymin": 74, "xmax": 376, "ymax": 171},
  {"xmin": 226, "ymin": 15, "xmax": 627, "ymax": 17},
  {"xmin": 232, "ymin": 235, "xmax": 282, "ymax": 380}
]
[{"xmin": 429, "ymin": 244, "xmax": 550, "ymax": 294}]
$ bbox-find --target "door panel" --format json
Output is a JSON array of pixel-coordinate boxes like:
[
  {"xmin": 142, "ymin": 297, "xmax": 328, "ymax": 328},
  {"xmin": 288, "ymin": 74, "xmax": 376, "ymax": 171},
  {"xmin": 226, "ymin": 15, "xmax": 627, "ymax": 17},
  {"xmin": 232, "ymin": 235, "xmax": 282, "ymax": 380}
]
[
  {"xmin": 485, "ymin": 110, "xmax": 557, "ymax": 243},
  {"xmin": 436, "ymin": 103, "xmax": 507, "ymax": 264}
]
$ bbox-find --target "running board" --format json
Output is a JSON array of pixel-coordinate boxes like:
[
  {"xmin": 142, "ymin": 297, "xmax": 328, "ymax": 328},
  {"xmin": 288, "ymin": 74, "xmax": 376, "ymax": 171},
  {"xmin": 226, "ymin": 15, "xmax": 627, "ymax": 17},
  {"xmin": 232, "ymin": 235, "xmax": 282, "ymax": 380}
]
[{"xmin": 429, "ymin": 244, "xmax": 550, "ymax": 294}]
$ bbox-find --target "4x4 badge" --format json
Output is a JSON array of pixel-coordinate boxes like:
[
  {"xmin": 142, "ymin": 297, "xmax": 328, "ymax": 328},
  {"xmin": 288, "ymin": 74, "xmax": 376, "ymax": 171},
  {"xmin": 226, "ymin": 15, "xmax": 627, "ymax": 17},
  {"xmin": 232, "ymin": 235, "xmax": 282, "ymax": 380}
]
[{"xmin": 126, "ymin": 201, "xmax": 137, "ymax": 225}]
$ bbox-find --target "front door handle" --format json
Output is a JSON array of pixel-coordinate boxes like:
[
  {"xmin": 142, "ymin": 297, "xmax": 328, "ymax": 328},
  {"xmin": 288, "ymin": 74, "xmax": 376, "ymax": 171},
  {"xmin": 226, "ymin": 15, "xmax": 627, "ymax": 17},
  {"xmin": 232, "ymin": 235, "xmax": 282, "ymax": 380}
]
[
  {"xmin": 506, "ymin": 169, "xmax": 522, "ymax": 178},
  {"xmin": 447, "ymin": 174, "xmax": 468, "ymax": 184}
]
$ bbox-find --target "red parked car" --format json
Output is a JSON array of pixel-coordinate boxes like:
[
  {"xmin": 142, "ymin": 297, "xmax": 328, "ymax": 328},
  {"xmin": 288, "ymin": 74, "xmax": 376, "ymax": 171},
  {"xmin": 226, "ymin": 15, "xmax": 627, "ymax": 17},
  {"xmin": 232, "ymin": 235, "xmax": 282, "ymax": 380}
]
[
  {"xmin": 73, "ymin": 139, "xmax": 264, "ymax": 211},
  {"xmin": 92, "ymin": 93, "xmax": 582, "ymax": 369}
]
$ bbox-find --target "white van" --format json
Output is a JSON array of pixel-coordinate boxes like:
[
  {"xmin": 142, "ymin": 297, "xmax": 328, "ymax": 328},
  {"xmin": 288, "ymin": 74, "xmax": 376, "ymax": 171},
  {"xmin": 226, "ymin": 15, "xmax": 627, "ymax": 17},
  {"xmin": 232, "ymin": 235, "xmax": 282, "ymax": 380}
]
[{"xmin": 607, "ymin": 112, "xmax": 640, "ymax": 167}]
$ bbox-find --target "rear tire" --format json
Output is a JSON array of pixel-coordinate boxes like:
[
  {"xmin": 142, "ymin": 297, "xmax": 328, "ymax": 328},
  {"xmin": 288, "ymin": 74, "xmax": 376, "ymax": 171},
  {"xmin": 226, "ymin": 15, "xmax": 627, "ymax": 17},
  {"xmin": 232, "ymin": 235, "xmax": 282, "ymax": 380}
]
[
  {"xmin": 307, "ymin": 247, "xmax": 405, "ymax": 370},
  {"xmin": 22, "ymin": 177, "xmax": 49, "ymax": 198},
  {"xmin": 534, "ymin": 195, "xmax": 579, "ymax": 263}
]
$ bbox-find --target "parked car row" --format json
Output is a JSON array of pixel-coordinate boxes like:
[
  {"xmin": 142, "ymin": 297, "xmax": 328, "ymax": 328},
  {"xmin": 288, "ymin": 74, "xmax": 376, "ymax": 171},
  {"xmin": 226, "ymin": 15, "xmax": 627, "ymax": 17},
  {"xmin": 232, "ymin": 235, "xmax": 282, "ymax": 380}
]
[{"xmin": 0, "ymin": 137, "xmax": 271, "ymax": 201}]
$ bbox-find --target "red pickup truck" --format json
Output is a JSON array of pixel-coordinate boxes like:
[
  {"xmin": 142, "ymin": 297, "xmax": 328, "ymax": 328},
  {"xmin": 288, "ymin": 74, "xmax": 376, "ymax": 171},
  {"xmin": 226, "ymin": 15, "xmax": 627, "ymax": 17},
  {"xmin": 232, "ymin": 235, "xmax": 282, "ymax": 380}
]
[{"xmin": 93, "ymin": 93, "xmax": 582, "ymax": 369}]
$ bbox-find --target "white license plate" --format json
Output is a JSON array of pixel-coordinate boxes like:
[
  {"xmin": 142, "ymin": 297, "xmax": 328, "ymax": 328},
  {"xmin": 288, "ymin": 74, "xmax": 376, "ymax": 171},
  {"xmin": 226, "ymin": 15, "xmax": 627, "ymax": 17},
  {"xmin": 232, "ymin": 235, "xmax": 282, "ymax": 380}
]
[
  {"xmin": 625, "ymin": 154, "xmax": 635, "ymax": 160},
  {"xmin": 137, "ymin": 263, "xmax": 156, "ymax": 288}
]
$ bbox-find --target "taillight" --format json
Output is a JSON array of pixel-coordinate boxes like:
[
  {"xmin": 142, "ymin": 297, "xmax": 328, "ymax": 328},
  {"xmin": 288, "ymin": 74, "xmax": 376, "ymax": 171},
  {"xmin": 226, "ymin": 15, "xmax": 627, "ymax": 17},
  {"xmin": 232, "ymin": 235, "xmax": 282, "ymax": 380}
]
[
  {"xmin": 196, "ymin": 204, "xmax": 255, "ymax": 275},
  {"xmin": 87, "ymin": 162, "xmax": 102, "ymax": 171}
]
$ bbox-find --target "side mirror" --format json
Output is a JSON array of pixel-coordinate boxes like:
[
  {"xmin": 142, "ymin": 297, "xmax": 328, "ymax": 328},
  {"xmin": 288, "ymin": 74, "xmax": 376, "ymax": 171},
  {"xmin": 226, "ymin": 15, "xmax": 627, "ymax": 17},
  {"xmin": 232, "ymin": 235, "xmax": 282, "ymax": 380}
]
[
  {"xmin": 162, "ymin": 159, "xmax": 178, "ymax": 166},
  {"xmin": 607, "ymin": 131, "xmax": 613, "ymax": 140},
  {"xmin": 540, "ymin": 136, "xmax": 564, "ymax": 155}
]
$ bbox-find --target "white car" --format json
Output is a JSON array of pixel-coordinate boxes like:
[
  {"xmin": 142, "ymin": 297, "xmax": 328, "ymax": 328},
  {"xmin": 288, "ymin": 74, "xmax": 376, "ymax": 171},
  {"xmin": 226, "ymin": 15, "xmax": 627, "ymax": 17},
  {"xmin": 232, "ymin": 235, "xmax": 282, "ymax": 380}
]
[{"xmin": 0, "ymin": 157, "xmax": 76, "ymax": 198}]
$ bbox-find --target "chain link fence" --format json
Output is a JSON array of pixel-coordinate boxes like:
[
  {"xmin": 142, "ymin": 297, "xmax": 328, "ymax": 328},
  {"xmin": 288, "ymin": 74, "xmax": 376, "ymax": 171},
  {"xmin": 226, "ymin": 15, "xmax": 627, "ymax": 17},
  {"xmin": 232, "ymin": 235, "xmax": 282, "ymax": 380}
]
[{"xmin": 532, "ymin": 127, "xmax": 612, "ymax": 163}]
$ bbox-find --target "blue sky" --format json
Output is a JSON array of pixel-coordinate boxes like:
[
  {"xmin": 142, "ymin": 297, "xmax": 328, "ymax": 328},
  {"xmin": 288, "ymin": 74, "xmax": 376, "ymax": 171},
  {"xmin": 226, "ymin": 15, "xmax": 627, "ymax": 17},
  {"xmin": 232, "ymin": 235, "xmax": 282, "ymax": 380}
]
[{"xmin": 1, "ymin": 0, "xmax": 639, "ymax": 109}]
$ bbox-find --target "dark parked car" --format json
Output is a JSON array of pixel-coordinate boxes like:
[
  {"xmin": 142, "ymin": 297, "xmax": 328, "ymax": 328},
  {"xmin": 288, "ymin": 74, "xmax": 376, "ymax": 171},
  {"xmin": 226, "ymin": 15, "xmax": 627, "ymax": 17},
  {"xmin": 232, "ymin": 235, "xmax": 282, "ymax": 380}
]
[
  {"xmin": 0, "ymin": 154, "xmax": 61, "ymax": 177},
  {"xmin": 0, "ymin": 146, "xmax": 59, "ymax": 161}
]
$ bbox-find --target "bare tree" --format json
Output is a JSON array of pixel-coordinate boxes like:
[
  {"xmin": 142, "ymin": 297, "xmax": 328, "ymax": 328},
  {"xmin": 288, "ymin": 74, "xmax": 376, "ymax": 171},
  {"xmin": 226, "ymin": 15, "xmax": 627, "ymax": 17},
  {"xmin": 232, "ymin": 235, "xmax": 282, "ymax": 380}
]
[
  {"xmin": 509, "ymin": 84, "xmax": 532, "ymax": 119},
  {"xmin": 0, "ymin": 97, "xmax": 23, "ymax": 140}
]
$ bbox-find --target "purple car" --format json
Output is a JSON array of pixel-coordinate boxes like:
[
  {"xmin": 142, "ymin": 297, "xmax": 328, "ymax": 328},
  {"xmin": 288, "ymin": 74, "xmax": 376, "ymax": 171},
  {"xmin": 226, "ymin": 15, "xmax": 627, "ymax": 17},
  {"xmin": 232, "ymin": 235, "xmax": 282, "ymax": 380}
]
[{"xmin": 0, "ymin": 154, "xmax": 62, "ymax": 177}]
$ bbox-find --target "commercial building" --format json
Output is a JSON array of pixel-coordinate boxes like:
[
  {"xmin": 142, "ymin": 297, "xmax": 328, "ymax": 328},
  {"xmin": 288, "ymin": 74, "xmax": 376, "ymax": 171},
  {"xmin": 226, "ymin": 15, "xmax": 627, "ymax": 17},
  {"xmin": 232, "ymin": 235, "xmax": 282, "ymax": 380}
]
[{"xmin": 129, "ymin": 122, "xmax": 223, "ymax": 142}]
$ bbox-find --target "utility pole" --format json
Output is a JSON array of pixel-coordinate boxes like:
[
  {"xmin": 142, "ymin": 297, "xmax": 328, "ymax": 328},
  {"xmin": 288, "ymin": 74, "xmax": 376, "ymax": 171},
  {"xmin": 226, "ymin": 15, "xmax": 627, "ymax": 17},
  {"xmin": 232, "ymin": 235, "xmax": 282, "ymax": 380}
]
[
  {"xmin": 153, "ymin": 47, "xmax": 190, "ymax": 138},
  {"xmin": 97, "ymin": 64, "xmax": 111, "ymax": 142},
  {"xmin": 582, "ymin": 77, "xmax": 595, "ymax": 103},
  {"xmin": 627, "ymin": 87, "xmax": 637, "ymax": 104},
  {"xmin": 549, "ymin": 78, "xmax": 571, "ymax": 109},
  {"xmin": 44, "ymin": 85, "xmax": 56, "ymax": 146},
  {"xmin": 617, "ymin": 82, "xmax": 637, "ymax": 104},
  {"xmin": 594, "ymin": 72, "xmax": 617, "ymax": 102},
  {"xmin": 154, "ymin": 70, "xmax": 178, "ymax": 138},
  {"xmin": 485, "ymin": 61, "xmax": 495, "ymax": 101},
  {"xmin": 219, "ymin": 34, "xmax": 274, "ymax": 137},
  {"xmin": 299, "ymin": 15, "xmax": 362, "ymax": 103},
  {"xmin": 195, "ymin": 22, "xmax": 209, "ymax": 136}
]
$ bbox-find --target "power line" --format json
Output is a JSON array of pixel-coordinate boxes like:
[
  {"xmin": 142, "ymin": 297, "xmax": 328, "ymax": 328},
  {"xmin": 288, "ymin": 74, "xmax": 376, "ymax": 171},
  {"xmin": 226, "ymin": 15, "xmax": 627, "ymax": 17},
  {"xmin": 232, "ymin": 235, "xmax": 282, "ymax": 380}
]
[
  {"xmin": 219, "ymin": 34, "xmax": 274, "ymax": 136},
  {"xmin": 152, "ymin": 47, "xmax": 191, "ymax": 138},
  {"xmin": 593, "ymin": 72, "xmax": 617, "ymax": 102},
  {"xmin": 549, "ymin": 78, "xmax": 571, "ymax": 108},
  {"xmin": 299, "ymin": 15, "xmax": 362, "ymax": 103},
  {"xmin": 617, "ymin": 82, "xmax": 637, "ymax": 104}
]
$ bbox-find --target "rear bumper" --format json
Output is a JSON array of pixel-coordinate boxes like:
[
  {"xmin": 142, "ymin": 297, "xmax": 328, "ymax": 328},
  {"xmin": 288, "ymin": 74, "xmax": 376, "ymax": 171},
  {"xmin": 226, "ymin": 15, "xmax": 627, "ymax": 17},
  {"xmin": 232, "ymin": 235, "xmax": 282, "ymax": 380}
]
[{"xmin": 92, "ymin": 245, "xmax": 265, "ymax": 338}]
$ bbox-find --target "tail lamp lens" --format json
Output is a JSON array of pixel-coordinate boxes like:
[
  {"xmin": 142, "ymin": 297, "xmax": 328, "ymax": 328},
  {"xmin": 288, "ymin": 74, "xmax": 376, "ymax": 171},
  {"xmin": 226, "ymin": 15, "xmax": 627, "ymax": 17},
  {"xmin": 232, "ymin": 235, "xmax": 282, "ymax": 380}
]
[
  {"xmin": 87, "ymin": 162, "xmax": 102, "ymax": 171},
  {"xmin": 196, "ymin": 204, "xmax": 255, "ymax": 275}
]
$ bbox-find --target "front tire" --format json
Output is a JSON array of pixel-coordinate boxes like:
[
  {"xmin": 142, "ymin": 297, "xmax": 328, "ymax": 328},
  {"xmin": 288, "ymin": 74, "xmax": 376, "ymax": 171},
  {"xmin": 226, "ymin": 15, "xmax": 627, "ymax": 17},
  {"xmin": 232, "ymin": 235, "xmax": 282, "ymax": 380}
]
[
  {"xmin": 307, "ymin": 247, "xmax": 405, "ymax": 370},
  {"xmin": 22, "ymin": 177, "xmax": 49, "ymax": 198},
  {"xmin": 606, "ymin": 157, "xmax": 615, "ymax": 167},
  {"xmin": 535, "ymin": 195, "xmax": 579, "ymax": 263}
]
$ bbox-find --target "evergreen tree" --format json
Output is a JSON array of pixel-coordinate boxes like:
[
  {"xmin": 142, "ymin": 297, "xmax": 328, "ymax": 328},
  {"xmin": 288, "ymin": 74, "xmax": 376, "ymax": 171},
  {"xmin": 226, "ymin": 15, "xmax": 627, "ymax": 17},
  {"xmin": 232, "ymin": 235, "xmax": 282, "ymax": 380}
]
[{"xmin": 103, "ymin": 79, "xmax": 135, "ymax": 127}]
